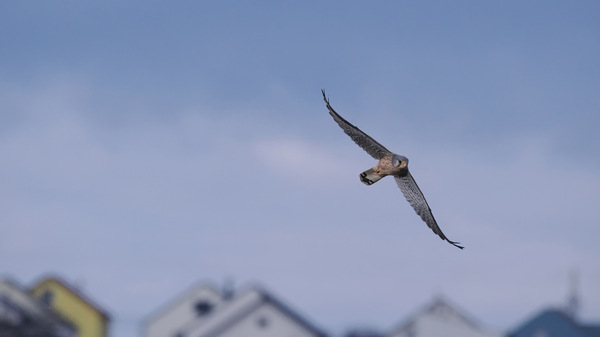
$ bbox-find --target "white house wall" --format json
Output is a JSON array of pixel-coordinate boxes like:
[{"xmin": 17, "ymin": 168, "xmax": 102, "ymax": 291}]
[
  {"xmin": 387, "ymin": 299, "xmax": 500, "ymax": 337},
  {"xmin": 213, "ymin": 301, "xmax": 319, "ymax": 337},
  {"xmin": 185, "ymin": 289, "xmax": 263, "ymax": 336},
  {"xmin": 389, "ymin": 314, "xmax": 499, "ymax": 337},
  {"xmin": 145, "ymin": 286, "xmax": 223, "ymax": 337}
]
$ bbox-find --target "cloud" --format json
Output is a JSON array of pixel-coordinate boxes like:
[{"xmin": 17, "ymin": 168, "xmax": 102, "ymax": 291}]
[{"xmin": 253, "ymin": 138, "xmax": 354, "ymax": 187}]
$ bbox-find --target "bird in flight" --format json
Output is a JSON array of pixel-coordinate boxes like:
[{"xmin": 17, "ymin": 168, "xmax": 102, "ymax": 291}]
[{"xmin": 322, "ymin": 90, "xmax": 463, "ymax": 249}]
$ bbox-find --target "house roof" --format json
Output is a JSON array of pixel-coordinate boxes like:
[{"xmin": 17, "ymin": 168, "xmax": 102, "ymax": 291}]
[
  {"xmin": 179, "ymin": 283, "xmax": 328, "ymax": 337},
  {"xmin": 582, "ymin": 326, "xmax": 600, "ymax": 337},
  {"xmin": 0, "ymin": 276, "xmax": 77, "ymax": 333},
  {"xmin": 142, "ymin": 280, "xmax": 222, "ymax": 328},
  {"xmin": 29, "ymin": 275, "xmax": 111, "ymax": 321},
  {"xmin": 247, "ymin": 284, "xmax": 328, "ymax": 337},
  {"xmin": 508, "ymin": 309, "xmax": 600, "ymax": 337},
  {"xmin": 387, "ymin": 295, "xmax": 498, "ymax": 337}
]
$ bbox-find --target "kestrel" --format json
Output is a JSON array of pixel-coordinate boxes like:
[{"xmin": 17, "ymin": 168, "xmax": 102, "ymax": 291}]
[{"xmin": 322, "ymin": 90, "xmax": 463, "ymax": 249}]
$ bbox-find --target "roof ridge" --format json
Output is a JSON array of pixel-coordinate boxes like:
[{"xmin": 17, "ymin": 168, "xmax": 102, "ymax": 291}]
[{"xmin": 29, "ymin": 274, "xmax": 111, "ymax": 320}]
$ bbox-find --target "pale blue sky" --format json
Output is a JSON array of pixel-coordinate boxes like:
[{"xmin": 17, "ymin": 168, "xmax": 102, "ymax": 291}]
[{"xmin": 1, "ymin": 1, "xmax": 599, "ymax": 336}]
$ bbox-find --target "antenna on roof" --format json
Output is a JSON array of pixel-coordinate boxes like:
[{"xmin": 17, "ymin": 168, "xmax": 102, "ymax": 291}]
[
  {"xmin": 564, "ymin": 268, "xmax": 580, "ymax": 321},
  {"xmin": 222, "ymin": 277, "xmax": 235, "ymax": 300}
]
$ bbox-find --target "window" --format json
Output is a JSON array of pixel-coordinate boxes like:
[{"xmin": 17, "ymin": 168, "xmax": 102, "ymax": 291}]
[
  {"xmin": 256, "ymin": 316, "xmax": 269, "ymax": 329},
  {"xmin": 40, "ymin": 290, "xmax": 54, "ymax": 306},
  {"xmin": 193, "ymin": 301, "xmax": 213, "ymax": 316}
]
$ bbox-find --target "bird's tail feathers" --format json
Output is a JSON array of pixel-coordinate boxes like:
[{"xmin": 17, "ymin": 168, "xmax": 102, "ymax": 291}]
[{"xmin": 359, "ymin": 167, "xmax": 385, "ymax": 185}]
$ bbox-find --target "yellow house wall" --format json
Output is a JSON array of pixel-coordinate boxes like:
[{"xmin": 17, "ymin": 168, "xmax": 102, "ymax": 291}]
[{"xmin": 31, "ymin": 280, "xmax": 107, "ymax": 337}]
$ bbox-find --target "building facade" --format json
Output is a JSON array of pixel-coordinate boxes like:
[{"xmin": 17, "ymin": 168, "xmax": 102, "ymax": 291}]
[
  {"xmin": 144, "ymin": 281, "xmax": 327, "ymax": 337},
  {"xmin": 30, "ymin": 276, "xmax": 110, "ymax": 337},
  {"xmin": 387, "ymin": 296, "xmax": 499, "ymax": 337},
  {"xmin": 0, "ymin": 277, "xmax": 76, "ymax": 337}
]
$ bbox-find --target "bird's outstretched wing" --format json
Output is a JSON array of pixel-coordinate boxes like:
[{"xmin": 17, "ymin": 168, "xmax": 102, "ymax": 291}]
[
  {"xmin": 394, "ymin": 172, "xmax": 464, "ymax": 249},
  {"xmin": 322, "ymin": 89, "xmax": 391, "ymax": 160}
]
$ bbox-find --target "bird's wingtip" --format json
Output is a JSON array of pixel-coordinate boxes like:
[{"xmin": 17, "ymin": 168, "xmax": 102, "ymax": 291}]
[{"xmin": 449, "ymin": 240, "xmax": 464, "ymax": 249}]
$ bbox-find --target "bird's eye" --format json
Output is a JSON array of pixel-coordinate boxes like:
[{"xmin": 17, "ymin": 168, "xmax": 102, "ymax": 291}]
[{"xmin": 392, "ymin": 157, "xmax": 401, "ymax": 167}]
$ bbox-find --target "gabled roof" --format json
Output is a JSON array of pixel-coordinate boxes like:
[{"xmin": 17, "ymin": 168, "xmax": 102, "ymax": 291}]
[
  {"xmin": 387, "ymin": 295, "xmax": 498, "ymax": 337},
  {"xmin": 29, "ymin": 275, "xmax": 110, "ymax": 321},
  {"xmin": 180, "ymin": 283, "xmax": 328, "ymax": 337},
  {"xmin": 582, "ymin": 326, "xmax": 600, "ymax": 337},
  {"xmin": 508, "ymin": 309, "xmax": 600, "ymax": 337},
  {"xmin": 0, "ymin": 276, "xmax": 77, "ymax": 335},
  {"xmin": 246, "ymin": 284, "xmax": 328, "ymax": 337},
  {"xmin": 142, "ymin": 280, "xmax": 222, "ymax": 327}
]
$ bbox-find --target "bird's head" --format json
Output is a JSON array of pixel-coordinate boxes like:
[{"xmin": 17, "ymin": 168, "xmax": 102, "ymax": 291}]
[{"xmin": 392, "ymin": 155, "xmax": 408, "ymax": 168}]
